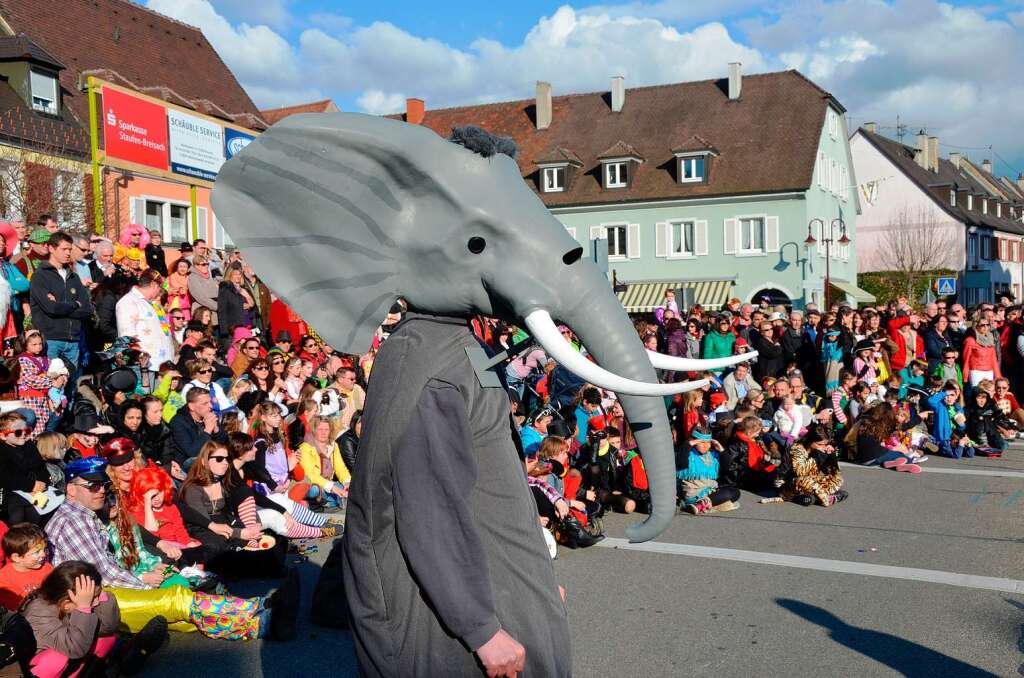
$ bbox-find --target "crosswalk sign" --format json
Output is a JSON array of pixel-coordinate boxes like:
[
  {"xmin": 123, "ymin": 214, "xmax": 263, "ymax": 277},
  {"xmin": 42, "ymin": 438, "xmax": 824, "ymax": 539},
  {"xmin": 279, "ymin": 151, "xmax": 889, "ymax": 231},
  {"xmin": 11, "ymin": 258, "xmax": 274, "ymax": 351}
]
[{"xmin": 936, "ymin": 277, "xmax": 956, "ymax": 296}]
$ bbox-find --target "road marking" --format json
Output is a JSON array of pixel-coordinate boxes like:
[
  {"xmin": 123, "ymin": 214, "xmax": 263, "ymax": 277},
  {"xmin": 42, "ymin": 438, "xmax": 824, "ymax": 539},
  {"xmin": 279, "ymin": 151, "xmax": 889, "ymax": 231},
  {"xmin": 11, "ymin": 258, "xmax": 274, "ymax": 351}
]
[
  {"xmin": 598, "ymin": 538, "xmax": 1024, "ymax": 594},
  {"xmin": 839, "ymin": 461, "xmax": 1024, "ymax": 479}
]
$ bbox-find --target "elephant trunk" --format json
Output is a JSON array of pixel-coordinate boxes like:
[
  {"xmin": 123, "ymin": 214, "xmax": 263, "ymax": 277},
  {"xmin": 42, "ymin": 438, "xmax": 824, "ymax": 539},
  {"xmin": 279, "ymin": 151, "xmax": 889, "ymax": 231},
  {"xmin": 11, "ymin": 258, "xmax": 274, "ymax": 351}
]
[{"xmin": 554, "ymin": 285, "xmax": 677, "ymax": 543}]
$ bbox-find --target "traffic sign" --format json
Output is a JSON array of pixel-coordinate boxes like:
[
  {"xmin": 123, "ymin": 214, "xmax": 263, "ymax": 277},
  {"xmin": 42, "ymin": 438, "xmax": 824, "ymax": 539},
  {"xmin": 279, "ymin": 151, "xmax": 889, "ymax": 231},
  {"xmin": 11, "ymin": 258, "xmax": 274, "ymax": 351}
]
[{"xmin": 936, "ymin": 277, "xmax": 956, "ymax": 296}]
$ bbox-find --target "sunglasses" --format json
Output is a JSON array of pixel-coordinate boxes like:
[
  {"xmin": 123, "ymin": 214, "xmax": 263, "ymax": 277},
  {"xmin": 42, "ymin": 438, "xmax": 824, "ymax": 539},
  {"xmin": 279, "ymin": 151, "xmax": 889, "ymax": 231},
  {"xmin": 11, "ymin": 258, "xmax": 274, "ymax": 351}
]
[
  {"xmin": 74, "ymin": 480, "xmax": 109, "ymax": 492},
  {"xmin": 209, "ymin": 455, "xmax": 229, "ymax": 463},
  {"xmin": 2, "ymin": 428, "xmax": 27, "ymax": 438},
  {"xmin": 245, "ymin": 345, "xmax": 260, "ymax": 351},
  {"xmin": 253, "ymin": 365, "xmax": 269, "ymax": 371},
  {"xmin": 198, "ymin": 369, "xmax": 214, "ymax": 375},
  {"xmin": 196, "ymin": 263, "xmax": 209, "ymax": 268},
  {"xmin": 271, "ymin": 361, "xmax": 283, "ymax": 366},
  {"xmin": 171, "ymin": 315, "xmax": 185, "ymax": 320}
]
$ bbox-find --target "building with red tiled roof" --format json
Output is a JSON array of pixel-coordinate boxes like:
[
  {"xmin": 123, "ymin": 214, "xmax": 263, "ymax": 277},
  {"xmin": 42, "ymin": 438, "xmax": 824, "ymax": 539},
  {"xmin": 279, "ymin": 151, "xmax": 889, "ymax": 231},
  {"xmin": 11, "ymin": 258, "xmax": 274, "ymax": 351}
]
[
  {"xmin": 0, "ymin": 0, "xmax": 266, "ymax": 248},
  {"xmin": 397, "ymin": 66, "xmax": 867, "ymax": 309},
  {"xmin": 851, "ymin": 125, "xmax": 1024, "ymax": 304},
  {"xmin": 260, "ymin": 99, "xmax": 339, "ymax": 127}
]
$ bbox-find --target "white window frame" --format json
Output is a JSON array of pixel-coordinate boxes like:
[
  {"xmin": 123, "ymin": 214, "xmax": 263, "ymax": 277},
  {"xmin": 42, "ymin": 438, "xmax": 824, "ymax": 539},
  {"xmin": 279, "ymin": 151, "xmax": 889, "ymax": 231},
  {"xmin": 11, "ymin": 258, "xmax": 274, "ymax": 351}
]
[
  {"xmin": 950, "ymin": 189, "xmax": 956, "ymax": 207},
  {"xmin": 603, "ymin": 161, "xmax": 628, "ymax": 189},
  {"xmin": 968, "ymin": 233, "xmax": 977, "ymax": 259},
  {"xmin": 52, "ymin": 171, "xmax": 83, "ymax": 230},
  {"xmin": 213, "ymin": 213, "xmax": 234, "ymax": 249},
  {"xmin": 666, "ymin": 219, "xmax": 696, "ymax": 258},
  {"xmin": 736, "ymin": 214, "xmax": 767, "ymax": 255},
  {"xmin": 982, "ymin": 199, "xmax": 988, "ymax": 215},
  {"xmin": 997, "ymin": 202, "xmax": 1002, "ymax": 218},
  {"xmin": 677, "ymin": 156, "xmax": 705, "ymax": 184},
  {"xmin": 839, "ymin": 165, "xmax": 848, "ymax": 201},
  {"xmin": 968, "ymin": 194, "xmax": 974, "ymax": 210},
  {"xmin": 817, "ymin": 152, "xmax": 827, "ymax": 191},
  {"xmin": 134, "ymin": 194, "xmax": 201, "ymax": 244},
  {"xmin": 605, "ymin": 223, "xmax": 628, "ymax": 259},
  {"xmin": 541, "ymin": 166, "xmax": 565, "ymax": 193},
  {"xmin": 30, "ymin": 69, "xmax": 59, "ymax": 115}
]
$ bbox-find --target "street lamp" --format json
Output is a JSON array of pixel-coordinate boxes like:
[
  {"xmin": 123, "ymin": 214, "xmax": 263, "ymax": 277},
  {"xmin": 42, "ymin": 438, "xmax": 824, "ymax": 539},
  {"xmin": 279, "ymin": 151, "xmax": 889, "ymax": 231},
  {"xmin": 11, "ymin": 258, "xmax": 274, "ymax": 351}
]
[{"xmin": 805, "ymin": 218, "xmax": 849, "ymax": 308}]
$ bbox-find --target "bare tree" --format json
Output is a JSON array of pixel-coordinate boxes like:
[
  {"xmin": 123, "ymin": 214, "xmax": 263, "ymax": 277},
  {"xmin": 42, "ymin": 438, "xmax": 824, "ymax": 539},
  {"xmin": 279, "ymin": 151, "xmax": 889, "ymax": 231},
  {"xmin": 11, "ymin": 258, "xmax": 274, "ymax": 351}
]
[{"xmin": 872, "ymin": 206, "xmax": 961, "ymax": 297}]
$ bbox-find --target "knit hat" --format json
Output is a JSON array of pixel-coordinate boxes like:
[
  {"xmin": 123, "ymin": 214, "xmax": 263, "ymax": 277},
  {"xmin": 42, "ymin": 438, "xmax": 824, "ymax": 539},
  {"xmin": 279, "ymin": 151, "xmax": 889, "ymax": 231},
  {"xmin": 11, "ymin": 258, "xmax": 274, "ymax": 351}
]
[
  {"xmin": 29, "ymin": 228, "xmax": 50, "ymax": 244},
  {"xmin": 735, "ymin": 337, "xmax": 749, "ymax": 350}
]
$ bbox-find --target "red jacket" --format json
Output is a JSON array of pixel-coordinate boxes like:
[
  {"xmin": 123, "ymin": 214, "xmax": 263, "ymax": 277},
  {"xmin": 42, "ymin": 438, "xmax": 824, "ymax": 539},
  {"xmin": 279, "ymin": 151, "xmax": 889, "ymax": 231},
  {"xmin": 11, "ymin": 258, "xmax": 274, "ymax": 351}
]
[
  {"xmin": 888, "ymin": 316, "xmax": 924, "ymax": 371},
  {"xmin": 736, "ymin": 431, "xmax": 778, "ymax": 473}
]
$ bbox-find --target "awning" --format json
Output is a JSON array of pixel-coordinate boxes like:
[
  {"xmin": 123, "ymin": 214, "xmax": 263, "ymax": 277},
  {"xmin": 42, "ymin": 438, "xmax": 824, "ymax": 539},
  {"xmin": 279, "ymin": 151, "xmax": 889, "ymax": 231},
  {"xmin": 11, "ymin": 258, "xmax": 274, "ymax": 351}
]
[
  {"xmin": 617, "ymin": 279, "xmax": 733, "ymax": 313},
  {"xmin": 829, "ymin": 279, "xmax": 876, "ymax": 305}
]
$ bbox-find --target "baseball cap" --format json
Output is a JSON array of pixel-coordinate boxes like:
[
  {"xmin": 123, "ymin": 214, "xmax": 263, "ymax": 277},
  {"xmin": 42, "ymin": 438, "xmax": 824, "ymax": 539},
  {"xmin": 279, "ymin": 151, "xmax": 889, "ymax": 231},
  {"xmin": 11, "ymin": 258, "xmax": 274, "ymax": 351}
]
[{"xmin": 29, "ymin": 228, "xmax": 50, "ymax": 244}]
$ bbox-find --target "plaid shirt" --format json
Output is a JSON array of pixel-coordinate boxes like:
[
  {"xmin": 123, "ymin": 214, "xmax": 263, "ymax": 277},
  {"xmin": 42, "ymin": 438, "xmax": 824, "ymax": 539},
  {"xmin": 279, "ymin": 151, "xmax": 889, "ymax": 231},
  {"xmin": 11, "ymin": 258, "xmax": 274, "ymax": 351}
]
[{"xmin": 45, "ymin": 500, "xmax": 147, "ymax": 590}]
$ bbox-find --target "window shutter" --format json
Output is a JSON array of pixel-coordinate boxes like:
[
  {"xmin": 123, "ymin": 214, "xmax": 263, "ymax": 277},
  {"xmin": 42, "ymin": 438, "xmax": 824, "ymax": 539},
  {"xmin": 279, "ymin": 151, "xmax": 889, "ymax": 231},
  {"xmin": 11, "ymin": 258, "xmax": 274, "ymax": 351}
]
[
  {"xmin": 817, "ymin": 153, "xmax": 825, "ymax": 189},
  {"xmin": 627, "ymin": 223, "xmax": 640, "ymax": 259},
  {"xmin": 195, "ymin": 206, "xmax": 208, "ymax": 241},
  {"xmin": 695, "ymin": 220, "xmax": 708, "ymax": 256},
  {"xmin": 723, "ymin": 218, "xmax": 737, "ymax": 254},
  {"xmin": 816, "ymin": 221, "xmax": 825, "ymax": 257},
  {"xmin": 655, "ymin": 222, "xmax": 667, "ymax": 258},
  {"xmin": 565, "ymin": 226, "xmax": 576, "ymax": 240},
  {"xmin": 590, "ymin": 225, "xmax": 603, "ymax": 241},
  {"xmin": 130, "ymin": 197, "xmax": 145, "ymax": 224},
  {"xmin": 765, "ymin": 216, "xmax": 780, "ymax": 252}
]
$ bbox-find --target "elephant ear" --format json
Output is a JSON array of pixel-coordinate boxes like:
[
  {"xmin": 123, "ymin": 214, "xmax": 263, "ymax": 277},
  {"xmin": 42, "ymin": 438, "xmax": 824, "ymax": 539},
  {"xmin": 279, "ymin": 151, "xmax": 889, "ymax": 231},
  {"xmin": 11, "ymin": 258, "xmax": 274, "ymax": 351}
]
[{"xmin": 212, "ymin": 112, "xmax": 460, "ymax": 353}]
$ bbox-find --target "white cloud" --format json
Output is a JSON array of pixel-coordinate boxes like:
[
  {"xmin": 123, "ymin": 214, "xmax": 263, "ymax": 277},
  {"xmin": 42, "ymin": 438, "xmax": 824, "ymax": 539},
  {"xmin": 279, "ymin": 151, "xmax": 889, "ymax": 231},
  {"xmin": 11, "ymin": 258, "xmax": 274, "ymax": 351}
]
[{"xmin": 357, "ymin": 90, "xmax": 407, "ymax": 115}]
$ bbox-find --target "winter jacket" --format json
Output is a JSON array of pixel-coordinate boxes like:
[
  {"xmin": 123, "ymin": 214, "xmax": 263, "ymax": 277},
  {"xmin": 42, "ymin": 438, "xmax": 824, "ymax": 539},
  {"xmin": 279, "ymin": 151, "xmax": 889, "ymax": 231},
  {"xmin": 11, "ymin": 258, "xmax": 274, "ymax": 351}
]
[
  {"xmin": 187, "ymin": 271, "xmax": 220, "ymax": 322},
  {"xmin": 722, "ymin": 371, "xmax": 758, "ymax": 409},
  {"xmin": 22, "ymin": 593, "xmax": 119, "ymax": 659},
  {"xmin": 962, "ymin": 335, "xmax": 1001, "ymax": 382},
  {"xmin": 338, "ymin": 429, "xmax": 359, "ymax": 474},
  {"xmin": 928, "ymin": 391, "xmax": 965, "ymax": 443},
  {"xmin": 781, "ymin": 327, "xmax": 816, "ymax": 373},
  {"xmin": 702, "ymin": 331, "xmax": 736, "ymax": 372},
  {"xmin": 139, "ymin": 420, "xmax": 175, "ymax": 466},
  {"xmin": 28, "ymin": 262, "xmax": 94, "ymax": 342},
  {"xmin": 169, "ymin": 407, "xmax": 223, "ymax": 465},
  {"xmin": 216, "ymin": 281, "xmax": 248, "ymax": 339},
  {"xmin": 750, "ymin": 329, "xmax": 783, "ymax": 381},
  {"xmin": 921, "ymin": 325, "xmax": 954, "ymax": 369}
]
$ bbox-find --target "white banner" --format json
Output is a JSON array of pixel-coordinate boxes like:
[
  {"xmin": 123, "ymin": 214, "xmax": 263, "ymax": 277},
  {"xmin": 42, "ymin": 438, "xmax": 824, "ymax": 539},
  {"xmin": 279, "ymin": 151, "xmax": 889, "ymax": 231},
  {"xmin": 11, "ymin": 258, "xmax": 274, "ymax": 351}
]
[{"xmin": 168, "ymin": 109, "xmax": 224, "ymax": 182}]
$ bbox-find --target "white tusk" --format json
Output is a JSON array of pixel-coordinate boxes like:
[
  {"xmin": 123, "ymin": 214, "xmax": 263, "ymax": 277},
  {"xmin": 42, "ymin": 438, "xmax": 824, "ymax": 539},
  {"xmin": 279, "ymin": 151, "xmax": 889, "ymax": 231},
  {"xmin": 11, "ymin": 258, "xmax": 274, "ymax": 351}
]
[
  {"xmin": 647, "ymin": 349, "xmax": 758, "ymax": 372},
  {"xmin": 524, "ymin": 310, "xmax": 708, "ymax": 396}
]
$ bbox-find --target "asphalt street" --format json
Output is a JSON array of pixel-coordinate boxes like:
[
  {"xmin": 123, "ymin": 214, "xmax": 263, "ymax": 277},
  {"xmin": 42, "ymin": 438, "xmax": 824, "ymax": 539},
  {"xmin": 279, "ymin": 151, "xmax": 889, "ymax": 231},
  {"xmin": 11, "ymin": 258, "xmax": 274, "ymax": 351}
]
[{"xmin": 146, "ymin": 444, "xmax": 1023, "ymax": 677}]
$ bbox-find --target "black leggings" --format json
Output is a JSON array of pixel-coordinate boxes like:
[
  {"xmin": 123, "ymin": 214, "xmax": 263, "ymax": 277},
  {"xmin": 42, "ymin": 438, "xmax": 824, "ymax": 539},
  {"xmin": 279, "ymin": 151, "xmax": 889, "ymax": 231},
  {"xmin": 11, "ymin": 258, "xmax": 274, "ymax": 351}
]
[{"xmin": 707, "ymin": 486, "xmax": 740, "ymax": 506}]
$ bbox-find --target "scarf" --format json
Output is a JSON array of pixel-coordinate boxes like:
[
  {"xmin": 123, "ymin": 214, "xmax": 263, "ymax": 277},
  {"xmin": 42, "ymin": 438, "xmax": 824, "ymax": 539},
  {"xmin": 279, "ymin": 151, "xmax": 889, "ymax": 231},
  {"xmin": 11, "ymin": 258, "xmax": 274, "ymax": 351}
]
[
  {"xmin": 973, "ymin": 329, "xmax": 995, "ymax": 348},
  {"xmin": 151, "ymin": 300, "xmax": 170, "ymax": 337}
]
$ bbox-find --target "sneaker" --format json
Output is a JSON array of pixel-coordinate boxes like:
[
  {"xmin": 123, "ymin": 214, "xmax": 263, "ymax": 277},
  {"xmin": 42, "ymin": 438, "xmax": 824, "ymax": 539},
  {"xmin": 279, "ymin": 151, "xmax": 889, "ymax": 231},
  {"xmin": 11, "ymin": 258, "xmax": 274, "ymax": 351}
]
[
  {"xmin": 923, "ymin": 440, "xmax": 940, "ymax": 453},
  {"xmin": 683, "ymin": 500, "xmax": 710, "ymax": 516},
  {"xmin": 118, "ymin": 615, "xmax": 168, "ymax": 676},
  {"xmin": 320, "ymin": 526, "xmax": 337, "ymax": 539},
  {"xmin": 911, "ymin": 456, "xmax": 929, "ymax": 463},
  {"xmin": 710, "ymin": 500, "xmax": 740, "ymax": 513},
  {"xmin": 269, "ymin": 569, "xmax": 301, "ymax": 641}
]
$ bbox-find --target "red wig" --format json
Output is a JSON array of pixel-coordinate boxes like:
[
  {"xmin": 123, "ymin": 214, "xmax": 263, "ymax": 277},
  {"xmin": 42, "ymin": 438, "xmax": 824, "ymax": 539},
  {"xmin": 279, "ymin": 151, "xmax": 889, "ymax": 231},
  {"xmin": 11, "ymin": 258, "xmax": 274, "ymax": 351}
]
[{"xmin": 129, "ymin": 465, "xmax": 174, "ymax": 511}]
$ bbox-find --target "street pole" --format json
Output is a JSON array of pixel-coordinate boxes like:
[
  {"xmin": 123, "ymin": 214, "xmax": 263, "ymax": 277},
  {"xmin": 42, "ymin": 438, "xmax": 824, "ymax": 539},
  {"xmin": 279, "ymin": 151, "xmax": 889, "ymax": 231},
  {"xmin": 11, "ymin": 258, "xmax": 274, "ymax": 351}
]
[
  {"xmin": 86, "ymin": 76, "xmax": 104, "ymax": 236},
  {"xmin": 824, "ymin": 236, "xmax": 831, "ymax": 309}
]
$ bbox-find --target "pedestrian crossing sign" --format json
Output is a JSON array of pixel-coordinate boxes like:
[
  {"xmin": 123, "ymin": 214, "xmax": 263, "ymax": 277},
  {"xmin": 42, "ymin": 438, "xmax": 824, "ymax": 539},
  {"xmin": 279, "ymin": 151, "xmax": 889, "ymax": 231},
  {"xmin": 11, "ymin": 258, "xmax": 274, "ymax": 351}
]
[{"xmin": 936, "ymin": 277, "xmax": 956, "ymax": 296}]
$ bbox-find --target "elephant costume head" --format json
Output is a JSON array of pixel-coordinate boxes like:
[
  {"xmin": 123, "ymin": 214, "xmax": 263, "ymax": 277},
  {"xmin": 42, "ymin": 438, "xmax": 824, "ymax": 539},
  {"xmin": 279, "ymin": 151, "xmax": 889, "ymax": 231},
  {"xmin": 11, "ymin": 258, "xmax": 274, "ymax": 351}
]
[{"xmin": 212, "ymin": 113, "xmax": 753, "ymax": 542}]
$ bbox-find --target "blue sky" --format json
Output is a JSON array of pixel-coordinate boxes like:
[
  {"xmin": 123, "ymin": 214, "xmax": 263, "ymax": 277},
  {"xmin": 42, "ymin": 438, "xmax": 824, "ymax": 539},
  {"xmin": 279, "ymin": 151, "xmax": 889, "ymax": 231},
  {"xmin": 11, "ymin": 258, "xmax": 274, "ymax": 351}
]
[{"xmin": 147, "ymin": 0, "xmax": 1024, "ymax": 176}]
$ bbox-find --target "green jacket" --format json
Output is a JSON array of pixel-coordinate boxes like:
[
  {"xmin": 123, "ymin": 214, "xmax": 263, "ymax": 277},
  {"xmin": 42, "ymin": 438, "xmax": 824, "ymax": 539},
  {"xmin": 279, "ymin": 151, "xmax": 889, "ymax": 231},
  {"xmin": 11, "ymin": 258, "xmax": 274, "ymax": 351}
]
[{"xmin": 702, "ymin": 331, "xmax": 736, "ymax": 372}]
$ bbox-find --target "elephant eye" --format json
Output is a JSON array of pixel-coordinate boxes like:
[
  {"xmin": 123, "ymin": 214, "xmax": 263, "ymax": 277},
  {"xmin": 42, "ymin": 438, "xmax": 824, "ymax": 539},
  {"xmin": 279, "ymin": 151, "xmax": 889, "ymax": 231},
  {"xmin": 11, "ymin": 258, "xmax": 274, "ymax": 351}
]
[{"xmin": 467, "ymin": 237, "xmax": 486, "ymax": 254}]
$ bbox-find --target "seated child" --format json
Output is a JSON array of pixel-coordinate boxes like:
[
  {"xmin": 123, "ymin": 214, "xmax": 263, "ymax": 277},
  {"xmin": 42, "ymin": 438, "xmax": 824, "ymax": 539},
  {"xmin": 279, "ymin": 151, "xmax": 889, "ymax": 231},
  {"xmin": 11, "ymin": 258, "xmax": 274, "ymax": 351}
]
[
  {"xmin": 722, "ymin": 416, "xmax": 782, "ymax": 492},
  {"xmin": 44, "ymin": 359, "xmax": 69, "ymax": 433},
  {"xmin": 965, "ymin": 388, "xmax": 1007, "ymax": 456},
  {"xmin": 677, "ymin": 426, "xmax": 740, "ymax": 515},
  {"xmin": 927, "ymin": 382, "xmax": 972, "ymax": 459},
  {"xmin": 898, "ymin": 360, "xmax": 926, "ymax": 399},
  {"xmin": 773, "ymin": 396, "xmax": 810, "ymax": 443},
  {"xmin": 765, "ymin": 426, "xmax": 848, "ymax": 506},
  {"xmin": 0, "ymin": 523, "xmax": 52, "ymax": 610}
]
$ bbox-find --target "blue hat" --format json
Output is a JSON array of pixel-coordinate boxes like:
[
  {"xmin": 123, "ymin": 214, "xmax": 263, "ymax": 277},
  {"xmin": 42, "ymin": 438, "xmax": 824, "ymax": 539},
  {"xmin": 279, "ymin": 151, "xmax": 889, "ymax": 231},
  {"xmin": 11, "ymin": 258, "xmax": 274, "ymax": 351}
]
[
  {"xmin": 689, "ymin": 430, "xmax": 713, "ymax": 444},
  {"xmin": 65, "ymin": 457, "xmax": 109, "ymax": 483}
]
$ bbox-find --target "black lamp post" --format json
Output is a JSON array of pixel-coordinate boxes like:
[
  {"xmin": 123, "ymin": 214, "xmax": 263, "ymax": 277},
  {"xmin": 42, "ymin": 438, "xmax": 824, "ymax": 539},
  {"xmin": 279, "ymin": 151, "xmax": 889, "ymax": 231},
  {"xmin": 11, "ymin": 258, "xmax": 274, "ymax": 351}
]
[{"xmin": 805, "ymin": 218, "xmax": 850, "ymax": 308}]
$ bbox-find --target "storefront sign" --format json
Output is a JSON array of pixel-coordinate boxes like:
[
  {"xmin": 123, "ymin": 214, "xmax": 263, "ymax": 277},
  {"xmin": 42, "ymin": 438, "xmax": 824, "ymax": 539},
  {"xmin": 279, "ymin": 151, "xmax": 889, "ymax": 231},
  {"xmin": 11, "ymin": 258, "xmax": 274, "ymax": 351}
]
[
  {"xmin": 102, "ymin": 88, "xmax": 169, "ymax": 171},
  {"xmin": 224, "ymin": 128, "xmax": 255, "ymax": 160},
  {"xmin": 168, "ymin": 109, "xmax": 225, "ymax": 182}
]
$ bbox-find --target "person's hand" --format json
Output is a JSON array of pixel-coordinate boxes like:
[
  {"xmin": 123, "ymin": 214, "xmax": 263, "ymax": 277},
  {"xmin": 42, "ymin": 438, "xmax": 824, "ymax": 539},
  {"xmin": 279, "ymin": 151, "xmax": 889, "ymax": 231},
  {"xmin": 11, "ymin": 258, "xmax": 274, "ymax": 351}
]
[
  {"xmin": 569, "ymin": 499, "xmax": 587, "ymax": 511},
  {"xmin": 476, "ymin": 629, "xmax": 526, "ymax": 678},
  {"xmin": 171, "ymin": 461, "xmax": 186, "ymax": 481},
  {"xmin": 203, "ymin": 412, "xmax": 219, "ymax": 433},
  {"xmin": 156, "ymin": 540, "xmax": 182, "ymax": 560},
  {"xmin": 140, "ymin": 570, "xmax": 166, "ymax": 587},
  {"xmin": 240, "ymin": 525, "xmax": 263, "ymax": 540},
  {"xmin": 539, "ymin": 516, "xmax": 550, "ymax": 528},
  {"xmin": 67, "ymin": 575, "xmax": 97, "ymax": 609},
  {"xmin": 332, "ymin": 483, "xmax": 349, "ymax": 498},
  {"xmin": 554, "ymin": 499, "xmax": 570, "ymax": 519},
  {"xmin": 209, "ymin": 522, "xmax": 234, "ymax": 539},
  {"xmin": 144, "ymin": 489, "xmax": 161, "ymax": 505},
  {"xmin": 46, "ymin": 293, "xmax": 56, "ymax": 302},
  {"xmin": 585, "ymin": 489, "xmax": 597, "ymax": 502}
]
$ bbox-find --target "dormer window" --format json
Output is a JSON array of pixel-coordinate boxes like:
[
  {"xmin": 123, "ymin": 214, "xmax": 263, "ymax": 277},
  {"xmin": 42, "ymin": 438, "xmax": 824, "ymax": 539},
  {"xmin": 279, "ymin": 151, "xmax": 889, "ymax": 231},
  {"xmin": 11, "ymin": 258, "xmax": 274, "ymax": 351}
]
[
  {"xmin": 950, "ymin": 190, "xmax": 957, "ymax": 207},
  {"xmin": 982, "ymin": 199, "xmax": 988, "ymax": 215},
  {"xmin": 605, "ymin": 161, "xmax": 628, "ymax": 188},
  {"xmin": 542, "ymin": 167, "xmax": 565, "ymax": 193},
  {"xmin": 997, "ymin": 203, "xmax": 1002, "ymax": 218},
  {"xmin": 968, "ymin": 195, "xmax": 974, "ymax": 210},
  {"xmin": 29, "ymin": 69, "xmax": 58, "ymax": 115},
  {"xmin": 679, "ymin": 156, "xmax": 705, "ymax": 183}
]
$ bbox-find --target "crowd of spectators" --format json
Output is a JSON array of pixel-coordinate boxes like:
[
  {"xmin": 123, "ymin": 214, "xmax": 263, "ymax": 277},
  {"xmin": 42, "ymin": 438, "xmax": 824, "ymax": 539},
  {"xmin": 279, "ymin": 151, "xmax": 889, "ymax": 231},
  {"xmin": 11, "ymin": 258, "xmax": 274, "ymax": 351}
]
[
  {"xmin": 1, "ymin": 213, "xmax": 1022, "ymax": 675},
  {"xmin": 0, "ymin": 216, "xmax": 364, "ymax": 676}
]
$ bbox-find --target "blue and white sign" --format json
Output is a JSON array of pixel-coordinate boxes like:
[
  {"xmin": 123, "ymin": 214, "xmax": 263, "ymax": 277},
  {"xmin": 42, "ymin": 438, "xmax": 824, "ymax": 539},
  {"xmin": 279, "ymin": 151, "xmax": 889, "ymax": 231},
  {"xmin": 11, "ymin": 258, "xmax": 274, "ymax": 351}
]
[
  {"xmin": 937, "ymin": 277, "xmax": 957, "ymax": 296},
  {"xmin": 225, "ymin": 128, "xmax": 255, "ymax": 160},
  {"xmin": 167, "ymin": 109, "xmax": 224, "ymax": 182}
]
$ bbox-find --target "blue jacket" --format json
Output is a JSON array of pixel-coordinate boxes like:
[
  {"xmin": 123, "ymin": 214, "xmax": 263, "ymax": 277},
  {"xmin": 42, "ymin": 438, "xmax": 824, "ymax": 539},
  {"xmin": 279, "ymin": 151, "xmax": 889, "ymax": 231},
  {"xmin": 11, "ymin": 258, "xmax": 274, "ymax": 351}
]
[
  {"xmin": 928, "ymin": 391, "xmax": 964, "ymax": 443},
  {"xmin": 676, "ymin": 449, "xmax": 719, "ymax": 504}
]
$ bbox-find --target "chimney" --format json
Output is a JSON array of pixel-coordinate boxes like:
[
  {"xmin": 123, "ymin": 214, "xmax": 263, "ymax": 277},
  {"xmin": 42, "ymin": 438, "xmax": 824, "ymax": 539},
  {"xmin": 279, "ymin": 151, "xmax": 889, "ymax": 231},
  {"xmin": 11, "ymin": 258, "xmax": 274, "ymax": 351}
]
[
  {"xmin": 915, "ymin": 131, "xmax": 929, "ymax": 169},
  {"xmin": 535, "ymin": 81, "xmax": 552, "ymax": 130},
  {"xmin": 405, "ymin": 98, "xmax": 424, "ymax": 125},
  {"xmin": 863, "ymin": 121, "xmax": 877, "ymax": 133},
  {"xmin": 949, "ymin": 152, "xmax": 961, "ymax": 170},
  {"xmin": 927, "ymin": 137, "xmax": 939, "ymax": 172},
  {"xmin": 728, "ymin": 62, "xmax": 742, "ymax": 100},
  {"xmin": 1018, "ymin": 173, "xmax": 1024, "ymax": 191},
  {"xmin": 610, "ymin": 76, "xmax": 625, "ymax": 113},
  {"xmin": 982, "ymin": 159, "xmax": 993, "ymax": 174}
]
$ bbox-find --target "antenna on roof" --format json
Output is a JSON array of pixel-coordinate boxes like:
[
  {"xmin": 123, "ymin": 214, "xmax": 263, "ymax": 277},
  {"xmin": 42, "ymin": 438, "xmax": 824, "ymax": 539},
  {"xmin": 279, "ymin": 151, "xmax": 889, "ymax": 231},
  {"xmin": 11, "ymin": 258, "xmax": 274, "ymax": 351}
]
[{"xmin": 895, "ymin": 114, "xmax": 909, "ymax": 144}]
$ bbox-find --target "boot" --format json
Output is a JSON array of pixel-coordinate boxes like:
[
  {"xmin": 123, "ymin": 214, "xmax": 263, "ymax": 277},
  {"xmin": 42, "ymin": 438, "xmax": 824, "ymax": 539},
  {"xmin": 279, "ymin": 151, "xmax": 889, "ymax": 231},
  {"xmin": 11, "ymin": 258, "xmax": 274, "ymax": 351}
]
[{"xmin": 555, "ymin": 514, "xmax": 603, "ymax": 548}]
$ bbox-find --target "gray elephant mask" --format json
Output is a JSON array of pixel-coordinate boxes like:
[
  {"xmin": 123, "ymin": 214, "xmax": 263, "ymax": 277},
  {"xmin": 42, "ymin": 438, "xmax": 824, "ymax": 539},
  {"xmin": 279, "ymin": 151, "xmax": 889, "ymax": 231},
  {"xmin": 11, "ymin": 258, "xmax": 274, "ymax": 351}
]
[{"xmin": 212, "ymin": 113, "xmax": 752, "ymax": 542}]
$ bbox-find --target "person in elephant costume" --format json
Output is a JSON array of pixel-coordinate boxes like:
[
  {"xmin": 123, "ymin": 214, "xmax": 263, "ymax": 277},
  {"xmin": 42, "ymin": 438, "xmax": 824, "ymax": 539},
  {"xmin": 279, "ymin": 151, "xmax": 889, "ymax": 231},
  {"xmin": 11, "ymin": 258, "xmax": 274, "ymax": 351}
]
[{"xmin": 212, "ymin": 115, "xmax": 753, "ymax": 677}]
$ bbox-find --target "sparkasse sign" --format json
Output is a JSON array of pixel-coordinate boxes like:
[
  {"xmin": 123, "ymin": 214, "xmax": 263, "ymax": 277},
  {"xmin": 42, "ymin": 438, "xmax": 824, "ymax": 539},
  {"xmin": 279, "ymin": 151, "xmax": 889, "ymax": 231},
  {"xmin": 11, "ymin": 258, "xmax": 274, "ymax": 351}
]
[{"xmin": 102, "ymin": 88, "xmax": 169, "ymax": 171}]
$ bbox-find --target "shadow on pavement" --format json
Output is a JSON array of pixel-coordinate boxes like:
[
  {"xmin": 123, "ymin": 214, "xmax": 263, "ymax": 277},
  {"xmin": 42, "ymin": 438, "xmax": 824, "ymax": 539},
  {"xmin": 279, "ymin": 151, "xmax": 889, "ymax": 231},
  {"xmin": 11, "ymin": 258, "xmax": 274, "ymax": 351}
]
[{"xmin": 776, "ymin": 598, "xmax": 1001, "ymax": 678}]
